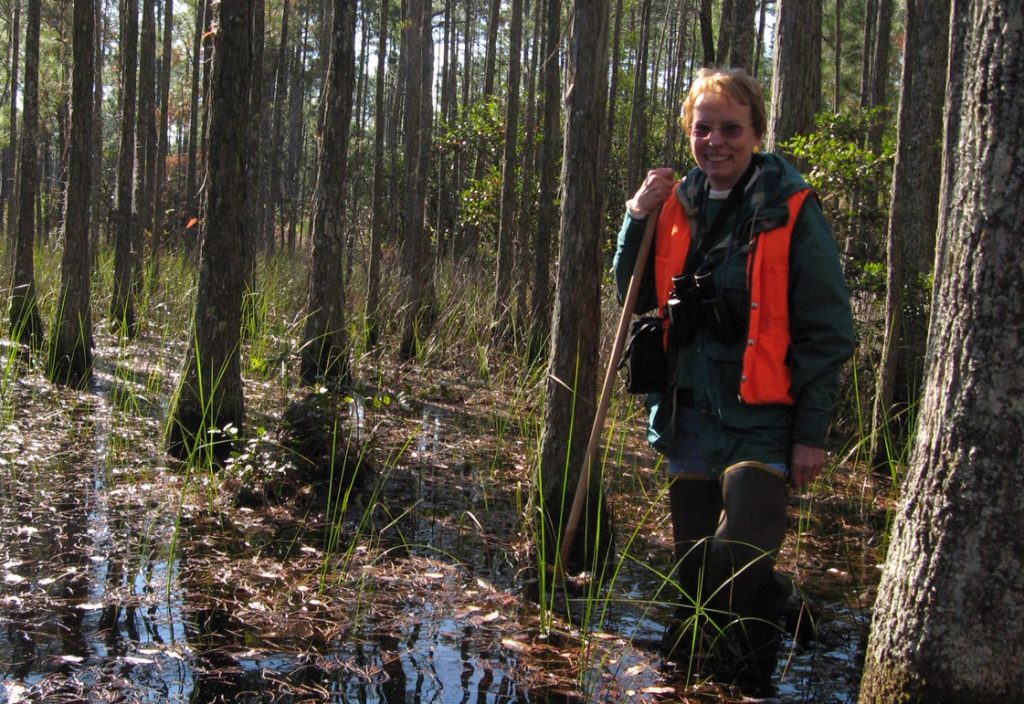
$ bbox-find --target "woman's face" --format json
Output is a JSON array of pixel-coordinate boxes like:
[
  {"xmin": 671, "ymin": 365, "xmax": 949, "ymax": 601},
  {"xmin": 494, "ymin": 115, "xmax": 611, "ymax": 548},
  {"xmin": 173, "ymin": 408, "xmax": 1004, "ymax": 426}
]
[{"xmin": 688, "ymin": 91, "xmax": 763, "ymax": 191}]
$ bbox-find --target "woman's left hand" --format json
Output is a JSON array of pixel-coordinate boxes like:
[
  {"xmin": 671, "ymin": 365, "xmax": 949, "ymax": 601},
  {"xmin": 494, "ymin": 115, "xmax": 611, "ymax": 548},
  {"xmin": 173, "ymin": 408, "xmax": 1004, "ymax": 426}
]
[{"xmin": 790, "ymin": 444, "xmax": 826, "ymax": 488}]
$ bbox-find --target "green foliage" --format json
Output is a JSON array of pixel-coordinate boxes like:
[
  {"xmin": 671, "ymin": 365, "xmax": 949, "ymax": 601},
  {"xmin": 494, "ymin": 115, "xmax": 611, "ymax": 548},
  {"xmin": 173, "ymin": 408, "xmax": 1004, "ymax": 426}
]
[
  {"xmin": 439, "ymin": 98, "xmax": 505, "ymax": 237},
  {"xmin": 784, "ymin": 107, "xmax": 895, "ymax": 294}
]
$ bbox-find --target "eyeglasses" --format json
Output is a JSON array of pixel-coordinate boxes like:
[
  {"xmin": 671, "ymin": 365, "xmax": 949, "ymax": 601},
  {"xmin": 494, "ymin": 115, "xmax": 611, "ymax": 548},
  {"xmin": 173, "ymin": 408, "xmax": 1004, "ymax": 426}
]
[{"xmin": 691, "ymin": 121, "xmax": 748, "ymax": 139}]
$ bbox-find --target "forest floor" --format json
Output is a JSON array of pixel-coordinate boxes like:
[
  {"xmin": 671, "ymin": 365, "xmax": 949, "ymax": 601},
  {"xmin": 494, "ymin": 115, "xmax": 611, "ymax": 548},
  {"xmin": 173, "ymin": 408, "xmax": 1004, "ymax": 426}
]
[{"xmin": 0, "ymin": 308, "xmax": 893, "ymax": 703}]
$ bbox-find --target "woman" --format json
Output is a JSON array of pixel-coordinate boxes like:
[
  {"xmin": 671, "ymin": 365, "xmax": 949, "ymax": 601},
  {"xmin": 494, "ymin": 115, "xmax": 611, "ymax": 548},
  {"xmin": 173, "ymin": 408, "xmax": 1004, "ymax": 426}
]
[{"xmin": 614, "ymin": 68, "xmax": 854, "ymax": 689}]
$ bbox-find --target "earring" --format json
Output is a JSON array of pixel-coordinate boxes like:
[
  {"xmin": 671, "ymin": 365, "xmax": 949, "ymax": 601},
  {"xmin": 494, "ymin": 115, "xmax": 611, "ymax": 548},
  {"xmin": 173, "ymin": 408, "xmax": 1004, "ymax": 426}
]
[{"xmin": 752, "ymin": 145, "xmax": 761, "ymax": 154}]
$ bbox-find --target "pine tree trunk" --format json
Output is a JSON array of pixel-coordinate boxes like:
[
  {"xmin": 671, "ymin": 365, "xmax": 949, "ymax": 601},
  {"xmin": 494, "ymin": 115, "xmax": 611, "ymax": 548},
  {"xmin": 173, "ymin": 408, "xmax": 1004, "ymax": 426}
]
[
  {"xmin": 767, "ymin": 0, "xmax": 822, "ymax": 154},
  {"xmin": 136, "ymin": 0, "xmax": 158, "ymax": 287},
  {"xmin": 493, "ymin": 0, "xmax": 523, "ymax": 345},
  {"xmin": 9, "ymin": 0, "xmax": 42, "ymax": 346},
  {"xmin": 186, "ymin": 0, "xmax": 206, "ymax": 230},
  {"xmin": 153, "ymin": 0, "xmax": 173, "ymax": 254},
  {"xmin": 860, "ymin": 2, "xmax": 1024, "ymax": 700},
  {"xmin": 112, "ymin": 0, "xmax": 139, "ymax": 336},
  {"xmin": 266, "ymin": 0, "xmax": 291, "ymax": 253},
  {"xmin": 727, "ymin": 0, "xmax": 756, "ymax": 72},
  {"xmin": 537, "ymin": 0, "xmax": 610, "ymax": 572},
  {"xmin": 3, "ymin": 0, "xmax": 19, "ymax": 238},
  {"xmin": 90, "ymin": 2, "xmax": 104, "ymax": 262},
  {"xmin": 49, "ymin": 0, "xmax": 95, "ymax": 387},
  {"xmin": 365, "ymin": 0, "xmax": 388, "ymax": 348},
  {"xmin": 868, "ymin": 0, "xmax": 949, "ymax": 472},
  {"xmin": 167, "ymin": 0, "xmax": 256, "ymax": 463},
  {"xmin": 300, "ymin": 0, "xmax": 356, "ymax": 385},
  {"xmin": 698, "ymin": 0, "xmax": 714, "ymax": 66},
  {"xmin": 530, "ymin": 0, "xmax": 560, "ymax": 359},
  {"xmin": 398, "ymin": 0, "xmax": 434, "ymax": 359}
]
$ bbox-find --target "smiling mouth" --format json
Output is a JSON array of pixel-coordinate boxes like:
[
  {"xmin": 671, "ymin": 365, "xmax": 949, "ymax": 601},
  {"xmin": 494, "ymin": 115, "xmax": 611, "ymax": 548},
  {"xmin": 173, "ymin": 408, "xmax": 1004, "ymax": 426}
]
[{"xmin": 705, "ymin": 154, "xmax": 731, "ymax": 163}]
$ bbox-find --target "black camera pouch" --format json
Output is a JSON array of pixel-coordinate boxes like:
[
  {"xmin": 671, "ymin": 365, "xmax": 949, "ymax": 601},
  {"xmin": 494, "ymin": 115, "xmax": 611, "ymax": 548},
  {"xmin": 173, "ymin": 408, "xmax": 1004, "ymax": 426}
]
[{"xmin": 618, "ymin": 316, "xmax": 668, "ymax": 394}]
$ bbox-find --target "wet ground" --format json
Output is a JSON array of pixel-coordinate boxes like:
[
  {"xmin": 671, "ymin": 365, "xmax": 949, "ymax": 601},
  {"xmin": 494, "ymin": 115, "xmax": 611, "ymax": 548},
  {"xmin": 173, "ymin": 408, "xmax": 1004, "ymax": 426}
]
[{"xmin": 0, "ymin": 335, "xmax": 887, "ymax": 703}]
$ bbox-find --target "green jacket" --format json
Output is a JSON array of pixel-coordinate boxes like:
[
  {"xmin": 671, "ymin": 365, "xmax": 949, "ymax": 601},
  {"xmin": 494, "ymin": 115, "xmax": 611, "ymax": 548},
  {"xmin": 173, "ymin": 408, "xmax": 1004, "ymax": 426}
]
[{"xmin": 613, "ymin": 153, "xmax": 855, "ymax": 472}]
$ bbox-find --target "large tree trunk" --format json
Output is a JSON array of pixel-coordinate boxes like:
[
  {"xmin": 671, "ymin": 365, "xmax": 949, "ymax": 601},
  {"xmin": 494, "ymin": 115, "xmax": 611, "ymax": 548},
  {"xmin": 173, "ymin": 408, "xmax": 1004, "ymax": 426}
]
[
  {"xmin": 868, "ymin": 0, "xmax": 948, "ymax": 472},
  {"xmin": 186, "ymin": 0, "xmax": 207, "ymax": 232},
  {"xmin": 300, "ymin": 0, "xmax": 356, "ymax": 385},
  {"xmin": 136, "ymin": 0, "xmax": 158, "ymax": 288},
  {"xmin": 90, "ymin": 1, "xmax": 105, "ymax": 264},
  {"xmin": 536, "ymin": 0, "xmax": 610, "ymax": 573},
  {"xmin": 529, "ymin": 0, "xmax": 560, "ymax": 359},
  {"xmin": 3, "ymin": 0, "xmax": 19, "ymax": 238},
  {"xmin": 492, "ymin": 0, "xmax": 523, "ymax": 345},
  {"xmin": 167, "ymin": 0, "xmax": 256, "ymax": 463},
  {"xmin": 397, "ymin": 0, "xmax": 434, "ymax": 359},
  {"xmin": 766, "ymin": 0, "xmax": 822, "ymax": 155},
  {"xmin": 726, "ymin": 0, "xmax": 756, "ymax": 72},
  {"xmin": 265, "ymin": 0, "xmax": 291, "ymax": 254},
  {"xmin": 698, "ymin": 0, "xmax": 714, "ymax": 66},
  {"xmin": 859, "ymin": 2, "xmax": 1024, "ymax": 700},
  {"xmin": 153, "ymin": 0, "xmax": 173, "ymax": 255},
  {"xmin": 48, "ymin": 0, "xmax": 96, "ymax": 388},
  {"xmin": 9, "ymin": 0, "xmax": 42, "ymax": 346},
  {"xmin": 365, "ymin": 0, "xmax": 388, "ymax": 349},
  {"xmin": 111, "ymin": 0, "xmax": 139, "ymax": 336}
]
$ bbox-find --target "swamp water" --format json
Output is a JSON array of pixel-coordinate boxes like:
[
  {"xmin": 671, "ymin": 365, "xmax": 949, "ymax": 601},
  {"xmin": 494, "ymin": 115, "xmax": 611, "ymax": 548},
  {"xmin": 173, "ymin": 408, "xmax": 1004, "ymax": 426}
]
[{"xmin": 1, "ymin": 368, "xmax": 874, "ymax": 703}]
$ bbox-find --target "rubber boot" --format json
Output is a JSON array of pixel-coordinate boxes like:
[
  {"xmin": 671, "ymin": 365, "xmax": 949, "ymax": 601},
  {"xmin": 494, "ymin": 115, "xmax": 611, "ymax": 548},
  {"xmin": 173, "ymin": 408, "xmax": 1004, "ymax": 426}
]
[
  {"xmin": 705, "ymin": 462, "xmax": 788, "ymax": 691},
  {"xmin": 660, "ymin": 477, "xmax": 723, "ymax": 668}
]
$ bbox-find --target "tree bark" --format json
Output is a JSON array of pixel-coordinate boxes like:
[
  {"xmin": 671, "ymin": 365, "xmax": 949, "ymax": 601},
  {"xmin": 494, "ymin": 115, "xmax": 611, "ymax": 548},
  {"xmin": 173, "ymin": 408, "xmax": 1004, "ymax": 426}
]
[
  {"xmin": 493, "ymin": 0, "xmax": 523, "ymax": 345},
  {"xmin": 698, "ymin": 0, "xmax": 714, "ymax": 66},
  {"xmin": 868, "ymin": 0, "xmax": 948, "ymax": 472},
  {"xmin": 266, "ymin": 0, "xmax": 291, "ymax": 253},
  {"xmin": 136, "ymin": 0, "xmax": 158, "ymax": 286},
  {"xmin": 186, "ymin": 0, "xmax": 207, "ymax": 231},
  {"xmin": 365, "ymin": 0, "xmax": 388, "ymax": 349},
  {"xmin": 397, "ymin": 0, "xmax": 434, "ymax": 359},
  {"xmin": 859, "ymin": 2, "xmax": 1024, "ymax": 700},
  {"xmin": 726, "ymin": 0, "xmax": 756, "ymax": 72},
  {"xmin": 90, "ymin": 1, "xmax": 105, "ymax": 262},
  {"xmin": 3, "ymin": 0, "xmax": 19, "ymax": 238},
  {"xmin": 766, "ymin": 0, "xmax": 822, "ymax": 154},
  {"xmin": 530, "ymin": 0, "xmax": 560, "ymax": 359},
  {"xmin": 300, "ymin": 0, "xmax": 356, "ymax": 385},
  {"xmin": 111, "ymin": 0, "xmax": 139, "ymax": 336},
  {"xmin": 9, "ymin": 0, "xmax": 42, "ymax": 346},
  {"xmin": 49, "ymin": 0, "xmax": 95, "ymax": 387},
  {"xmin": 153, "ymin": 0, "xmax": 173, "ymax": 254},
  {"xmin": 537, "ymin": 0, "xmax": 610, "ymax": 572},
  {"xmin": 167, "ymin": 0, "xmax": 256, "ymax": 463}
]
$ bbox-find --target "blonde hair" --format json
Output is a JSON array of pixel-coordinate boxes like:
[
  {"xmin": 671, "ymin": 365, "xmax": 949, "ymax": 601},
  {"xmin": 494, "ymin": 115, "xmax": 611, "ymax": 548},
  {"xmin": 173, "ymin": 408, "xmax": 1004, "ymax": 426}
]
[{"xmin": 681, "ymin": 67, "xmax": 767, "ymax": 139}]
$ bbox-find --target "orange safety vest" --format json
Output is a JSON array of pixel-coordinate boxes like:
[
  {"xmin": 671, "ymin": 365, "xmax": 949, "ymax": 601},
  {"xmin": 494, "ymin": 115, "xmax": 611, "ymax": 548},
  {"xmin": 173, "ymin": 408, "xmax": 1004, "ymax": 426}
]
[{"xmin": 653, "ymin": 187, "xmax": 811, "ymax": 405}]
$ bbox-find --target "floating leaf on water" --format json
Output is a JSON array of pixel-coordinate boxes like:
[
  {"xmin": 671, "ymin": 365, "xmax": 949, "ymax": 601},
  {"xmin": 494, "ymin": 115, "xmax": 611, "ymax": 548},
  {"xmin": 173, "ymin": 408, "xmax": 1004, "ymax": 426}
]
[
  {"xmin": 500, "ymin": 638, "xmax": 529, "ymax": 653},
  {"xmin": 641, "ymin": 686, "xmax": 677, "ymax": 694},
  {"xmin": 4, "ymin": 573, "xmax": 25, "ymax": 584},
  {"xmin": 59, "ymin": 655, "xmax": 85, "ymax": 663},
  {"xmin": 3, "ymin": 560, "xmax": 23, "ymax": 569},
  {"xmin": 480, "ymin": 611, "xmax": 503, "ymax": 623},
  {"xmin": 76, "ymin": 602, "xmax": 105, "ymax": 611},
  {"xmin": 248, "ymin": 601, "xmax": 267, "ymax": 611},
  {"xmin": 122, "ymin": 656, "xmax": 155, "ymax": 665},
  {"xmin": 625, "ymin": 664, "xmax": 646, "ymax": 676}
]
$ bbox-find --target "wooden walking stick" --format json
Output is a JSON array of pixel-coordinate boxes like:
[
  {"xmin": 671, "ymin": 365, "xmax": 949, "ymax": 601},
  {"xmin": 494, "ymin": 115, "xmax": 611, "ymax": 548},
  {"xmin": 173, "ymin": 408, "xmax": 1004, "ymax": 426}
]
[{"xmin": 556, "ymin": 207, "xmax": 661, "ymax": 578}]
